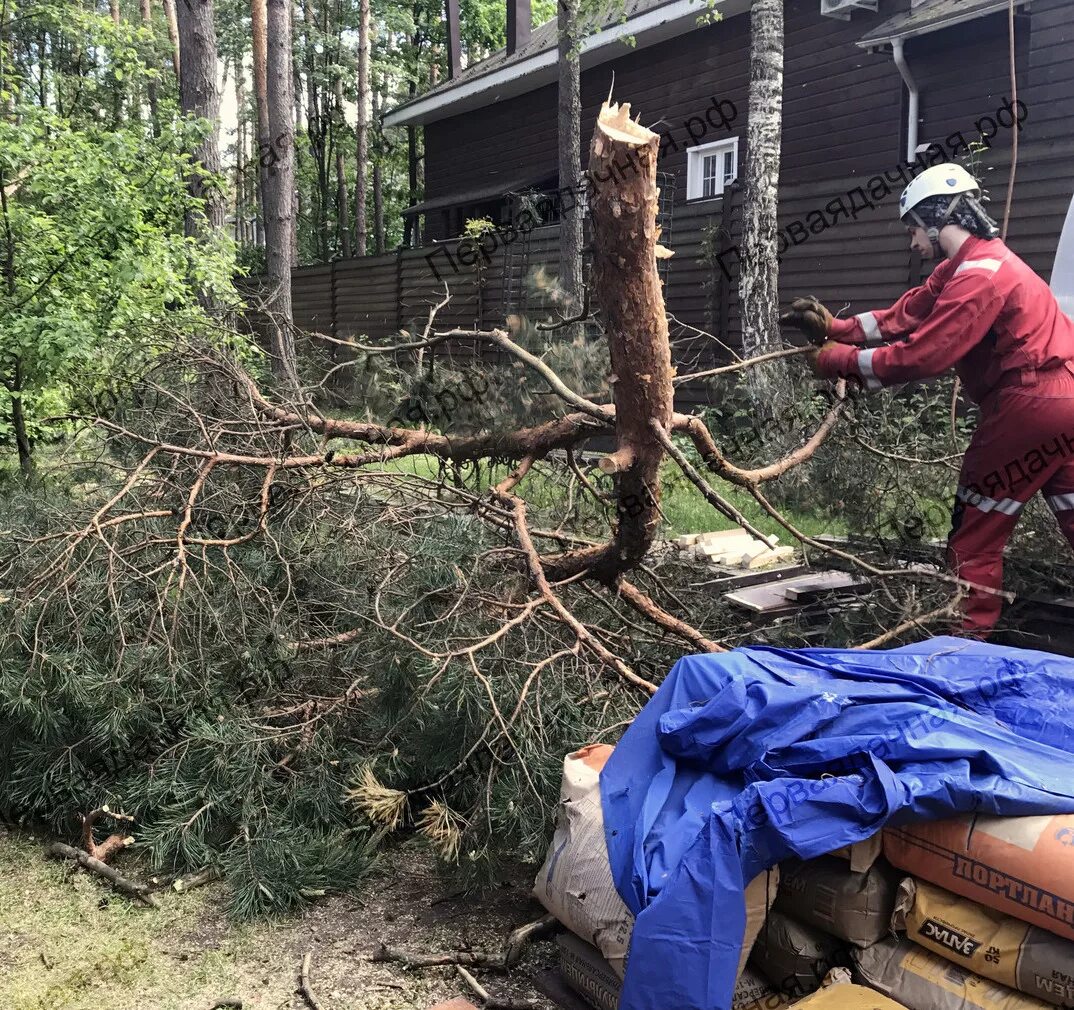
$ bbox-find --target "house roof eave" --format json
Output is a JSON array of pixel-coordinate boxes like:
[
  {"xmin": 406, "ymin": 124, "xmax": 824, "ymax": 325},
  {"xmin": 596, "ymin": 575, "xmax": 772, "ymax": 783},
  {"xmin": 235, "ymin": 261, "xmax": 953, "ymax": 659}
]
[
  {"xmin": 856, "ymin": 0, "xmax": 1023, "ymax": 49},
  {"xmin": 383, "ymin": 0, "xmax": 750, "ymax": 129}
]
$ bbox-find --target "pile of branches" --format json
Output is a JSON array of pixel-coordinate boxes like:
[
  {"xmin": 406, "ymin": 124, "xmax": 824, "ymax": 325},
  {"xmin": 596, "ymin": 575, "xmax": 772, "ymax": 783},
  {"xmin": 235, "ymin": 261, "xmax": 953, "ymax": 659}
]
[{"xmin": 0, "ymin": 101, "xmax": 967, "ymax": 915}]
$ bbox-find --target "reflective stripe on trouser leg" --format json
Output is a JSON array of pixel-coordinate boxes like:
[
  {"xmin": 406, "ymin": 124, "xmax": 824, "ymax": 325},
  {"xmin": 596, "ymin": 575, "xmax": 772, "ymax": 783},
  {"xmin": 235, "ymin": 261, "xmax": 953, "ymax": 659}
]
[
  {"xmin": 1047, "ymin": 493, "xmax": 1074, "ymax": 513},
  {"xmin": 956, "ymin": 485, "xmax": 1026, "ymax": 517},
  {"xmin": 947, "ymin": 500, "xmax": 1021, "ymax": 637}
]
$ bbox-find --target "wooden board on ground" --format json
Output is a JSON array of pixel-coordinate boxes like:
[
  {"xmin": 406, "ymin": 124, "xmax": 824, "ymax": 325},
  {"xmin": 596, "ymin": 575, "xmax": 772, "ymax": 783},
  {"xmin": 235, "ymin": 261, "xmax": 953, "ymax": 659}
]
[
  {"xmin": 694, "ymin": 564, "xmax": 811, "ymax": 593},
  {"xmin": 782, "ymin": 572, "xmax": 870, "ymax": 602},
  {"xmin": 724, "ymin": 570, "xmax": 869, "ymax": 614}
]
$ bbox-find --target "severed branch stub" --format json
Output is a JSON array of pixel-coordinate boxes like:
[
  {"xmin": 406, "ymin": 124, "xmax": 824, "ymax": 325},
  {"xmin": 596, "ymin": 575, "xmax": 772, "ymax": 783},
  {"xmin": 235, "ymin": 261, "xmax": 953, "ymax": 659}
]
[{"xmin": 81, "ymin": 805, "xmax": 136, "ymax": 864}]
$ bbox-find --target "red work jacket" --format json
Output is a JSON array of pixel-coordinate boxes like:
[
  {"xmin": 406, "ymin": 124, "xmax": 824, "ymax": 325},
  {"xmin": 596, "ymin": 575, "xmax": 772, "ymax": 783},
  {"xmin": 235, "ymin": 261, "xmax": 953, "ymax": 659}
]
[{"xmin": 817, "ymin": 236, "xmax": 1074, "ymax": 405}]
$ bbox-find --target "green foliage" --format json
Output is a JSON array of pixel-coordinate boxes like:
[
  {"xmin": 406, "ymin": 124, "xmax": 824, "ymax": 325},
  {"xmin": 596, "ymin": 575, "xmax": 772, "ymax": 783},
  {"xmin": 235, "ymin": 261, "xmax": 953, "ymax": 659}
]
[{"xmin": 0, "ymin": 2, "xmax": 238, "ymax": 459}]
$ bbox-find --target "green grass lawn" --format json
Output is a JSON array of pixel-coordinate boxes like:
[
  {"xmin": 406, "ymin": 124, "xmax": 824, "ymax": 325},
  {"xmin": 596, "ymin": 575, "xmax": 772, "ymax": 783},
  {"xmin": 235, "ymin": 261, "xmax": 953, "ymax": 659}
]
[{"xmin": 373, "ymin": 452, "xmax": 845, "ymax": 542}]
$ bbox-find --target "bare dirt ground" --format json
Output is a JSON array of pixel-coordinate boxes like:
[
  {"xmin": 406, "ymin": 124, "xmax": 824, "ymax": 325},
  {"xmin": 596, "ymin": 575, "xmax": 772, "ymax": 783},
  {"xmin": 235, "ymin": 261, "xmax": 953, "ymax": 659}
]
[{"xmin": 0, "ymin": 830, "xmax": 560, "ymax": 1010}]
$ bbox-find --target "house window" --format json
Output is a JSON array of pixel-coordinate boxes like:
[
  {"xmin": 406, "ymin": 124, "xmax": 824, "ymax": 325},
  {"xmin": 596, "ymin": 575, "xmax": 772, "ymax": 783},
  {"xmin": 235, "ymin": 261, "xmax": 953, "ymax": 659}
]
[{"xmin": 687, "ymin": 137, "xmax": 739, "ymax": 201}]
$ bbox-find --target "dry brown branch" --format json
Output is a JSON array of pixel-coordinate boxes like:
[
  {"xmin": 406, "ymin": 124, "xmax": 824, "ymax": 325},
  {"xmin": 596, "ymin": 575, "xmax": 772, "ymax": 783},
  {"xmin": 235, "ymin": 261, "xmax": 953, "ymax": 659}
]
[
  {"xmin": 371, "ymin": 914, "xmax": 556, "ymax": 973},
  {"xmin": 299, "ymin": 951, "xmax": 326, "ymax": 1010},
  {"xmin": 673, "ymin": 345, "xmax": 813, "ymax": 384},
  {"xmin": 854, "ymin": 593, "xmax": 965, "ymax": 649},
  {"xmin": 677, "ymin": 384, "xmax": 849, "ymax": 485},
  {"xmin": 616, "ymin": 579, "xmax": 726, "ymax": 653},
  {"xmin": 80, "ymin": 806, "xmax": 136, "ymax": 864},
  {"xmin": 456, "ymin": 965, "xmax": 538, "ymax": 1010},
  {"xmin": 48, "ymin": 841, "xmax": 159, "ymax": 907},
  {"xmin": 496, "ymin": 492, "xmax": 657, "ymax": 695}
]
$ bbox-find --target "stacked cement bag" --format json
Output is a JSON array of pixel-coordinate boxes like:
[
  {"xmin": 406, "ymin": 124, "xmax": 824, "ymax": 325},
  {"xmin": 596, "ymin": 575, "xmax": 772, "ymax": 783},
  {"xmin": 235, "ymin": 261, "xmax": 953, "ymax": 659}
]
[
  {"xmin": 534, "ymin": 744, "xmax": 780, "ymax": 1006},
  {"xmin": 883, "ymin": 814, "xmax": 1074, "ymax": 942},
  {"xmin": 893, "ymin": 878, "xmax": 1074, "ymax": 1006},
  {"xmin": 749, "ymin": 852, "xmax": 900, "ymax": 1002},
  {"xmin": 846, "ymin": 813, "xmax": 1074, "ymax": 1010}
]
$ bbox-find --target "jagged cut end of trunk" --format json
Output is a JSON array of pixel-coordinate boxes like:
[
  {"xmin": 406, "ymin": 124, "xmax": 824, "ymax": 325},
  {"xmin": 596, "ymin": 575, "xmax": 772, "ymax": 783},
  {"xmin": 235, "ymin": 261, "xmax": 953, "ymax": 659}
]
[{"xmin": 593, "ymin": 100, "xmax": 655, "ymax": 147}]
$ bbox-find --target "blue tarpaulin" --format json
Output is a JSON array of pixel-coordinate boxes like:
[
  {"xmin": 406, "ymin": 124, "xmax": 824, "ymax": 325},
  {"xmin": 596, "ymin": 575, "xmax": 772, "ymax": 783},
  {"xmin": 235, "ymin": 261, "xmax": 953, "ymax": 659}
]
[{"xmin": 600, "ymin": 636, "xmax": 1074, "ymax": 1010}]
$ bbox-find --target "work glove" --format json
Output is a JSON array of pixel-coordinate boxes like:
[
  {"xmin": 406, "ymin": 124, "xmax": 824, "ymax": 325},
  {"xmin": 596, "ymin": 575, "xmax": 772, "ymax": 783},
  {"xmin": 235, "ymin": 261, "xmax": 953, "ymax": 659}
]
[{"xmin": 780, "ymin": 296, "xmax": 834, "ymax": 345}]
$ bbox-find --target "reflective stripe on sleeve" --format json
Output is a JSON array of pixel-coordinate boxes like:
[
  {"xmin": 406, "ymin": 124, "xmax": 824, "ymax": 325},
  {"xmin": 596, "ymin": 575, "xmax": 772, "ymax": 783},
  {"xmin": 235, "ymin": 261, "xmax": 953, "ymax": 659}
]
[
  {"xmin": 1047, "ymin": 493, "xmax": 1074, "ymax": 513},
  {"xmin": 855, "ymin": 312, "xmax": 882, "ymax": 346},
  {"xmin": 857, "ymin": 348, "xmax": 883, "ymax": 390},
  {"xmin": 957, "ymin": 486, "xmax": 1025, "ymax": 516},
  {"xmin": 954, "ymin": 257, "xmax": 1005, "ymax": 278}
]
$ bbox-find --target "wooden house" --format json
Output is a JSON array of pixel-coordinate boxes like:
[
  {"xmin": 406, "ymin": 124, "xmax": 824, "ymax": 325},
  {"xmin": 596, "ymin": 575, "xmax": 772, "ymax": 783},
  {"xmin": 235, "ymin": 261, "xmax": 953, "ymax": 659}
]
[{"xmin": 377, "ymin": 0, "xmax": 1071, "ymax": 350}]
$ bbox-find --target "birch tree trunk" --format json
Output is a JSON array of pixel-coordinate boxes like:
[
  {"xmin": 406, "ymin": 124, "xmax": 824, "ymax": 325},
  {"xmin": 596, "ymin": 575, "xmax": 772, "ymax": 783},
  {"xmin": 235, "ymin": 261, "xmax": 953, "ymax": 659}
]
[
  {"xmin": 235, "ymin": 64, "xmax": 247, "ymax": 242},
  {"xmin": 251, "ymin": 0, "xmax": 270, "ymax": 247},
  {"xmin": 557, "ymin": 0, "xmax": 584, "ymax": 333},
  {"xmin": 264, "ymin": 0, "xmax": 300, "ymax": 387},
  {"xmin": 175, "ymin": 0, "xmax": 224, "ymax": 240},
  {"xmin": 739, "ymin": 0, "xmax": 786, "ymax": 411},
  {"xmin": 355, "ymin": 0, "xmax": 370, "ymax": 256}
]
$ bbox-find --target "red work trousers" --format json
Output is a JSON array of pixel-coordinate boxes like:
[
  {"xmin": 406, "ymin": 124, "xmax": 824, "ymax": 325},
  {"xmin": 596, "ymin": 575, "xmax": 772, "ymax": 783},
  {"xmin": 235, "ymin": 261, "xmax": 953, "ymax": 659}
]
[{"xmin": 948, "ymin": 365, "xmax": 1074, "ymax": 635}]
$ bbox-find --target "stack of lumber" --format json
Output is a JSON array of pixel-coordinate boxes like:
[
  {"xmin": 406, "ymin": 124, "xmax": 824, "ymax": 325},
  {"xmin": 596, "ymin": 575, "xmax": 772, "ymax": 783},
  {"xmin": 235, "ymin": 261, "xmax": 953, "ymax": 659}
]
[{"xmin": 676, "ymin": 530, "xmax": 796, "ymax": 570}]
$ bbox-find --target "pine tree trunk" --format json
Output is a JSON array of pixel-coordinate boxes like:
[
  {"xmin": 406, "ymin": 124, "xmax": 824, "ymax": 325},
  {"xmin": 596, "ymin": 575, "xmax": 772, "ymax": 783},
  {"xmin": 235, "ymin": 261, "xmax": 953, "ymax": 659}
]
[
  {"xmin": 252, "ymin": 0, "xmax": 271, "ymax": 248},
  {"xmin": 264, "ymin": 0, "xmax": 299, "ymax": 387},
  {"xmin": 140, "ymin": 0, "xmax": 160, "ymax": 135},
  {"xmin": 333, "ymin": 78, "xmax": 352, "ymax": 258},
  {"xmin": 739, "ymin": 0, "xmax": 786, "ymax": 410},
  {"xmin": 557, "ymin": 0, "xmax": 584, "ymax": 332},
  {"xmin": 355, "ymin": 0, "xmax": 370, "ymax": 256},
  {"xmin": 175, "ymin": 0, "xmax": 224, "ymax": 240},
  {"xmin": 372, "ymin": 77, "xmax": 385, "ymax": 255},
  {"xmin": 301, "ymin": 0, "xmax": 326, "ymax": 261},
  {"xmin": 162, "ymin": 0, "xmax": 181, "ymax": 79}
]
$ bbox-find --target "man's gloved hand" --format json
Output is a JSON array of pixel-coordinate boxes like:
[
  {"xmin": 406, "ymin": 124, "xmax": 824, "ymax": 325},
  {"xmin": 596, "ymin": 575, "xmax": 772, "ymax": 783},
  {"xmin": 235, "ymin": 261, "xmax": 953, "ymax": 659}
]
[
  {"xmin": 780, "ymin": 296, "xmax": 834, "ymax": 345},
  {"xmin": 808, "ymin": 342, "xmax": 840, "ymax": 377}
]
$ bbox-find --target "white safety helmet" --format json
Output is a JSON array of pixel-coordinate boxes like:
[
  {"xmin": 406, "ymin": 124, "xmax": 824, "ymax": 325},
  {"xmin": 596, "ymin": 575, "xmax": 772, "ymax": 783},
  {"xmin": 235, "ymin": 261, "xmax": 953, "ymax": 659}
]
[{"xmin": 899, "ymin": 163, "xmax": 994, "ymax": 248}]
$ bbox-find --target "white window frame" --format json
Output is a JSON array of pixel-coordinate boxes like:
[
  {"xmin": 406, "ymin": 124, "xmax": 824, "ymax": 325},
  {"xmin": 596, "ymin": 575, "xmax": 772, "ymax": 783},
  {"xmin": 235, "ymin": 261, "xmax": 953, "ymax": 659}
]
[{"xmin": 686, "ymin": 137, "xmax": 739, "ymax": 201}]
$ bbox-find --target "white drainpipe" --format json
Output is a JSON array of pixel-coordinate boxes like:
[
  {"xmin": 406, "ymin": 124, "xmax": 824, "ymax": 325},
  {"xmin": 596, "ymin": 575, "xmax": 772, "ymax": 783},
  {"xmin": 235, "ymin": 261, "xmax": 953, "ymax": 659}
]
[{"xmin": 892, "ymin": 38, "xmax": 920, "ymax": 163}]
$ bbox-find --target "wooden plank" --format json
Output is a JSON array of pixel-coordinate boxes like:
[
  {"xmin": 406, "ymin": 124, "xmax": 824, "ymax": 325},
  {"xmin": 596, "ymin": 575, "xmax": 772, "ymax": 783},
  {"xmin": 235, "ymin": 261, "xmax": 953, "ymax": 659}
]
[
  {"xmin": 724, "ymin": 570, "xmax": 871, "ymax": 614},
  {"xmin": 783, "ymin": 572, "xmax": 870, "ymax": 602}
]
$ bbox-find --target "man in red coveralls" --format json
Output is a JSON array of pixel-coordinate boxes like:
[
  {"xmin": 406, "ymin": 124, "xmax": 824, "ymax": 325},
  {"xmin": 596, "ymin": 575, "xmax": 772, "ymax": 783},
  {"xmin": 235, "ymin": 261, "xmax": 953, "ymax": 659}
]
[{"xmin": 782, "ymin": 163, "xmax": 1074, "ymax": 637}]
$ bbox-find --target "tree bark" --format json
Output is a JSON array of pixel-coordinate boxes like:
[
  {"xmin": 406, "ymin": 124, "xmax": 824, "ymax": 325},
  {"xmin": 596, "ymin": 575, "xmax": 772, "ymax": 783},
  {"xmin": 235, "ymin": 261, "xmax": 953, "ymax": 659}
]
[
  {"xmin": 355, "ymin": 0, "xmax": 370, "ymax": 255},
  {"xmin": 333, "ymin": 77, "xmax": 352, "ymax": 258},
  {"xmin": 545, "ymin": 101, "xmax": 673, "ymax": 583},
  {"xmin": 556, "ymin": 0, "xmax": 584, "ymax": 333},
  {"xmin": 739, "ymin": 0, "xmax": 786, "ymax": 411},
  {"xmin": 175, "ymin": 0, "xmax": 225, "ymax": 242},
  {"xmin": 251, "ymin": 0, "xmax": 271, "ymax": 247},
  {"xmin": 264, "ymin": 0, "xmax": 300, "ymax": 387},
  {"xmin": 109, "ymin": 0, "xmax": 124, "ymax": 124},
  {"xmin": 372, "ymin": 77, "xmax": 385, "ymax": 255},
  {"xmin": 162, "ymin": 0, "xmax": 181, "ymax": 79}
]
